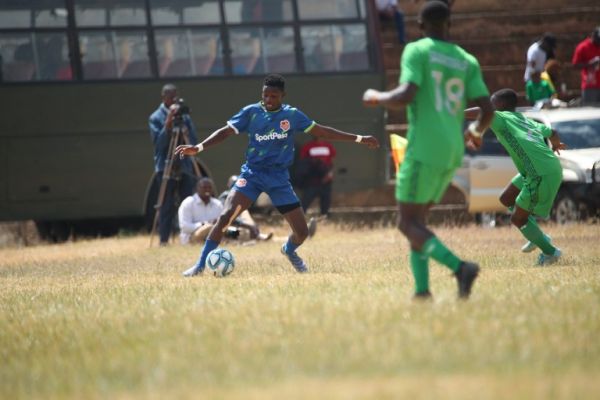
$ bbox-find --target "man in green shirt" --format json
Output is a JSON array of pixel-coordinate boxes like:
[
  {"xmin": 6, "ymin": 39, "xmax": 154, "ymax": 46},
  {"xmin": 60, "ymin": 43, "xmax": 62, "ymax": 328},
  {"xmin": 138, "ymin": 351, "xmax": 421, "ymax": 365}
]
[
  {"xmin": 363, "ymin": 1, "xmax": 494, "ymax": 299},
  {"xmin": 465, "ymin": 88, "xmax": 565, "ymax": 265}
]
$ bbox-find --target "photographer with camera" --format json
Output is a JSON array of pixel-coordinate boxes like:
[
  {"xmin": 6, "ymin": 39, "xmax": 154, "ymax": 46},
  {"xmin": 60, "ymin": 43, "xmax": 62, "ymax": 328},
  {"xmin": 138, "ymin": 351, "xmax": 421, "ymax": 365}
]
[{"xmin": 149, "ymin": 83, "xmax": 198, "ymax": 246}]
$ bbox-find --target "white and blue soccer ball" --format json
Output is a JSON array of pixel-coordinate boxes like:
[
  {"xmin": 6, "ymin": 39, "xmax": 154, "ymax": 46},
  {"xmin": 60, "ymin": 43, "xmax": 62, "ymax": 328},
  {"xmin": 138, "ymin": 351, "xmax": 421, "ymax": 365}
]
[{"xmin": 206, "ymin": 248, "xmax": 235, "ymax": 277}]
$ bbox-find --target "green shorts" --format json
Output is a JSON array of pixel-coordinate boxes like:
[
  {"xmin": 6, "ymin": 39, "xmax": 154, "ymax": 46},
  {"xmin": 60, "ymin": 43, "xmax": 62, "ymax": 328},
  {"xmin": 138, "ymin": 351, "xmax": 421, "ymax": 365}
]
[
  {"xmin": 511, "ymin": 172, "xmax": 562, "ymax": 218},
  {"xmin": 396, "ymin": 158, "xmax": 456, "ymax": 204}
]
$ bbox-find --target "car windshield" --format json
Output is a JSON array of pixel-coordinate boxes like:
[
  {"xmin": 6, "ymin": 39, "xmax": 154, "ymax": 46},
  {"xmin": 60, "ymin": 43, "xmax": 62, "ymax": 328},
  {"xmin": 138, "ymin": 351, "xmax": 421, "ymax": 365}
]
[{"xmin": 553, "ymin": 118, "xmax": 600, "ymax": 150}]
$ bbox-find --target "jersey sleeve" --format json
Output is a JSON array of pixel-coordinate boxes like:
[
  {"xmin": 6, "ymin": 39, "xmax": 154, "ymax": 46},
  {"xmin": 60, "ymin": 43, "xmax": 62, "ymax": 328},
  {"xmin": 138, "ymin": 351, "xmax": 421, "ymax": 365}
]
[
  {"xmin": 227, "ymin": 105, "xmax": 252, "ymax": 134},
  {"xmin": 292, "ymin": 108, "xmax": 316, "ymax": 133},
  {"xmin": 465, "ymin": 55, "xmax": 489, "ymax": 100},
  {"xmin": 531, "ymin": 118, "xmax": 553, "ymax": 138},
  {"xmin": 399, "ymin": 43, "xmax": 423, "ymax": 86}
]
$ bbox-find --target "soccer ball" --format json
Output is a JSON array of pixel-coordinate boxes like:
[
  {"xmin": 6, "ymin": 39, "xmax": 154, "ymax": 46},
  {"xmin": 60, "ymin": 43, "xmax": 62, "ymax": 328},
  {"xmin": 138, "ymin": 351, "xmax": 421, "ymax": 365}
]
[{"xmin": 206, "ymin": 248, "xmax": 235, "ymax": 277}]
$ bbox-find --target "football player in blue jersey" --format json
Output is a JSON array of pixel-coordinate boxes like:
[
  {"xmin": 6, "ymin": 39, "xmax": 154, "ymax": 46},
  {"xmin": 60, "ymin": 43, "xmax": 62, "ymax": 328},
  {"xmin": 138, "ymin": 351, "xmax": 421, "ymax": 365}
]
[{"xmin": 175, "ymin": 74, "xmax": 379, "ymax": 276}]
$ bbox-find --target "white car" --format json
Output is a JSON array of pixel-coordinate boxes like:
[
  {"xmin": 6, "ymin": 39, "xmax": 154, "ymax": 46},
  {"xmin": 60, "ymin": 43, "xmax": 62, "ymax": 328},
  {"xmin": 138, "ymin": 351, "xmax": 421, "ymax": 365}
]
[{"xmin": 453, "ymin": 107, "xmax": 600, "ymax": 223}]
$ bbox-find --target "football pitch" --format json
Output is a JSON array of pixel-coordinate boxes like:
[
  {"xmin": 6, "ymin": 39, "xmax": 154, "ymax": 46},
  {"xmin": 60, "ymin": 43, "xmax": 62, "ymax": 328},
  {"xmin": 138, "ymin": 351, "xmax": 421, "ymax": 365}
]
[{"xmin": 1, "ymin": 223, "xmax": 599, "ymax": 399}]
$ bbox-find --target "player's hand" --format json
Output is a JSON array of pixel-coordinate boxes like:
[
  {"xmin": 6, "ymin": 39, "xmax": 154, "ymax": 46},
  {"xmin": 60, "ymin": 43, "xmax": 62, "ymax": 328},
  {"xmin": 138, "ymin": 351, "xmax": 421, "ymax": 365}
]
[
  {"xmin": 362, "ymin": 89, "xmax": 381, "ymax": 107},
  {"xmin": 361, "ymin": 135, "xmax": 380, "ymax": 149},
  {"xmin": 174, "ymin": 144, "xmax": 199, "ymax": 158},
  {"xmin": 465, "ymin": 132, "xmax": 482, "ymax": 151},
  {"xmin": 551, "ymin": 141, "xmax": 567, "ymax": 155}
]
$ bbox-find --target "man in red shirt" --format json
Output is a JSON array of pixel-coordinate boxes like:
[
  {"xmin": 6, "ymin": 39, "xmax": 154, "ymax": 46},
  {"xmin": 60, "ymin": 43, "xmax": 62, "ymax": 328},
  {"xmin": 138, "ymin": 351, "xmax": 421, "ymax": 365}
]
[
  {"xmin": 299, "ymin": 137, "xmax": 336, "ymax": 217},
  {"xmin": 572, "ymin": 27, "xmax": 600, "ymax": 105}
]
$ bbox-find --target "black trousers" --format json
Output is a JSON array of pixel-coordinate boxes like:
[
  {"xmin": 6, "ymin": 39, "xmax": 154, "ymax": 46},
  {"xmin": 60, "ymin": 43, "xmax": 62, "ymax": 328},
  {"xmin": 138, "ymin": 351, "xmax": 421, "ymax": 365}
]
[
  {"xmin": 301, "ymin": 182, "xmax": 332, "ymax": 216},
  {"xmin": 156, "ymin": 172, "xmax": 196, "ymax": 243}
]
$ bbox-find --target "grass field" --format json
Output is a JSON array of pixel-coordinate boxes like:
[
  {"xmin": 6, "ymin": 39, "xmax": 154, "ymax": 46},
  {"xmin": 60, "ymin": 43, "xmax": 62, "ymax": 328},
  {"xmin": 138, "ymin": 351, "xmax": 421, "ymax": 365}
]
[{"xmin": 1, "ymin": 222, "xmax": 599, "ymax": 399}]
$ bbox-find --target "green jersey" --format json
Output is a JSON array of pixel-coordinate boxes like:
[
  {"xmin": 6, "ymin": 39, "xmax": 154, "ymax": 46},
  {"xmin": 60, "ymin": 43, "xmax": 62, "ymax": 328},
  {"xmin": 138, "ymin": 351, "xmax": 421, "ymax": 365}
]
[
  {"xmin": 526, "ymin": 80, "xmax": 555, "ymax": 104},
  {"xmin": 490, "ymin": 111, "xmax": 561, "ymax": 178},
  {"xmin": 400, "ymin": 38, "xmax": 489, "ymax": 168}
]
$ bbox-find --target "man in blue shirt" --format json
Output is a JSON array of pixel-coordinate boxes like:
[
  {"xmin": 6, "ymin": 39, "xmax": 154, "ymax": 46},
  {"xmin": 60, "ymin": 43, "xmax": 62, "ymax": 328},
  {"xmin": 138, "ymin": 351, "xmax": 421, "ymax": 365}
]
[
  {"xmin": 149, "ymin": 84, "xmax": 198, "ymax": 245},
  {"xmin": 176, "ymin": 74, "xmax": 379, "ymax": 276}
]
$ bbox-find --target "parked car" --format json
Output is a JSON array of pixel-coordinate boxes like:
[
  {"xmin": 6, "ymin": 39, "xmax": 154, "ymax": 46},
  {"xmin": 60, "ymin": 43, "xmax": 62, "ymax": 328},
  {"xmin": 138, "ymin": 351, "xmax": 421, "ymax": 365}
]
[{"xmin": 453, "ymin": 107, "xmax": 600, "ymax": 223}]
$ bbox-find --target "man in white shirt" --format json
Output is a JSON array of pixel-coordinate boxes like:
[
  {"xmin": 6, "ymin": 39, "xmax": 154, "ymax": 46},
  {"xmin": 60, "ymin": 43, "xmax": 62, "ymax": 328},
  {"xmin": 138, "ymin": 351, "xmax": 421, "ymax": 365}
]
[
  {"xmin": 524, "ymin": 33, "xmax": 557, "ymax": 82},
  {"xmin": 178, "ymin": 177, "xmax": 223, "ymax": 245}
]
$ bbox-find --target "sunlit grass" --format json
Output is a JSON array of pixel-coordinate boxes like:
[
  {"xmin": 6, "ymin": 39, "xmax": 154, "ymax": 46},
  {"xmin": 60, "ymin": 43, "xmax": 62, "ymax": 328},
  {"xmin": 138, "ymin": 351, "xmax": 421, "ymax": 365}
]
[{"xmin": 1, "ymin": 222, "xmax": 599, "ymax": 399}]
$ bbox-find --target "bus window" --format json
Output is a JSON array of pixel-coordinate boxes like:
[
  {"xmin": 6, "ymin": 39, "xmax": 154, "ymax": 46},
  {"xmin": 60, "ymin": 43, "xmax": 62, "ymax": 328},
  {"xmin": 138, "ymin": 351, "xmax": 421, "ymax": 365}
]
[
  {"xmin": 155, "ymin": 29, "xmax": 222, "ymax": 77},
  {"xmin": 338, "ymin": 24, "xmax": 369, "ymax": 71},
  {"xmin": 150, "ymin": 0, "xmax": 221, "ymax": 25},
  {"xmin": 0, "ymin": 34, "xmax": 36, "ymax": 82},
  {"xmin": 225, "ymin": 0, "xmax": 293, "ymax": 23},
  {"xmin": 301, "ymin": 23, "xmax": 368, "ymax": 73},
  {"xmin": 80, "ymin": 31, "xmax": 150, "ymax": 80},
  {"xmin": 301, "ymin": 25, "xmax": 344, "ymax": 72},
  {"xmin": 229, "ymin": 29, "xmax": 263, "ymax": 75},
  {"xmin": 39, "ymin": 33, "xmax": 72, "ymax": 80},
  {"xmin": 0, "ymin": 0, "xmax": 68, "ymax": 28},
  {"xmin": 262, "ymin": 27, "xmax": 297, "ymax": 73},
  {"xmin": 298, "ymin": 0, "xmax": 362, "ymax": 20},
  {"xmin": 74, "ymin": 0, "xmax": 147, "ymax": 27}
]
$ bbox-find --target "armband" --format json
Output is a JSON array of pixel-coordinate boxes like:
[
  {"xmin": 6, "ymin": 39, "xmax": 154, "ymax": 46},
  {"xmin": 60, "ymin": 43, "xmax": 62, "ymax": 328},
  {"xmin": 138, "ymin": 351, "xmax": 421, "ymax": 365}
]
[
  {"xmin": 468, "ymin": 122, "xmax": 484, "ymax": 138},
  {"xmin": 355, "ymin": 135, "xmax": 364, "ymax": 143}
]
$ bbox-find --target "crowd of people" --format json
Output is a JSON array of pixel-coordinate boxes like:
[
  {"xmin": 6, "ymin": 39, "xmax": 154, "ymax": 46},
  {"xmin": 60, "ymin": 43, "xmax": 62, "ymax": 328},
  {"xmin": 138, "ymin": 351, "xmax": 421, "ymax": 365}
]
[{"xmin": 523, "ymin": 27, "xmax": 600, "ymax": 106}]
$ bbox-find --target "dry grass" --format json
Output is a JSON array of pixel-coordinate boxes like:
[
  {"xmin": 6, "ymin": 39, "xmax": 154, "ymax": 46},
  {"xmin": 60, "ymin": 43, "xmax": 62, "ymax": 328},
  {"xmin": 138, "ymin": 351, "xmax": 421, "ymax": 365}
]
[{"xmin": 1, "ymin": 222, "xmax": 599, "ymax": 399}]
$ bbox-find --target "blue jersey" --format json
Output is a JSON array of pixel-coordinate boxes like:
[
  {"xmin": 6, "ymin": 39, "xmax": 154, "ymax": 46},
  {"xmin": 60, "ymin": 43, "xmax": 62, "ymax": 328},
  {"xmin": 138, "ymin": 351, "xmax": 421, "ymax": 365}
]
[{"xmin": 227, "ymin": 102, "xmax": 316, "ymax": 168}]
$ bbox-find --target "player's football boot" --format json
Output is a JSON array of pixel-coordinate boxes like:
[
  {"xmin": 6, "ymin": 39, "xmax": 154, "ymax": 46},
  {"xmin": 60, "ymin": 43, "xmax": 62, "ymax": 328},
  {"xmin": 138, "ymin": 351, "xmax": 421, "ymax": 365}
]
[
  {"xmin": 537, "ymin": 248, "xmax": 562, "ymax": 266},
  {"xmin": 413, "ymin": 291, "xmax": 433, "ymax": 301},
  {"xmin": 281, "ymin": 244, "xmax": 309, "ymax": 273},
  {"xmin": 182, "ymin": 264, "xmax": 203, "ymax": 277},
  {"xmin": 521, "ymin": 234, "xmax": 551, "ymax": 253},
  {"xmin": 454, "ymin": 261, "xmax": 480, "ymax": 299}
]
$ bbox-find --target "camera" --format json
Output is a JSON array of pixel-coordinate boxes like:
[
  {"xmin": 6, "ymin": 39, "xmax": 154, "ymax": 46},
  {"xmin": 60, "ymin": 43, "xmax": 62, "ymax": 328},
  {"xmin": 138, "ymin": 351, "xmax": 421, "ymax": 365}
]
[{"xmin": 174, "ymin": 98, "xmax": 190, "ymax": 116}]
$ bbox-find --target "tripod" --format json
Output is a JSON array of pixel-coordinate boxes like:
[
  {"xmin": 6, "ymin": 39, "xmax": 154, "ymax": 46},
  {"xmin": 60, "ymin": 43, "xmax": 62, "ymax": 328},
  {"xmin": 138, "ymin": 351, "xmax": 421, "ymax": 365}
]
[{"xmin": 149, "ymin": 118, "xmax": 201, "ymax": 247}]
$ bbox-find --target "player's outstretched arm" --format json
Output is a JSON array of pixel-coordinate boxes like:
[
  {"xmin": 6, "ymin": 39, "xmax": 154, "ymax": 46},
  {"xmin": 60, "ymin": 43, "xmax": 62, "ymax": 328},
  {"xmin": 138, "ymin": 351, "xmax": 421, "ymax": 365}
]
[
  {"xmin": 175, "ymin": 125, "xmax": 236, "ymax": 157},
  {"xmin": 362, "ymin": 83, "xmax": 418, "ymax": 109},
  {"xmin": 549, "ymin": 129, "xmax": 567, "ymax": 154},
  {"xmin": 464, "ymin": 107, "xmax": 481, "ymax": 121},
  {"xmin": 463, "ymin": 97, "xmax": 494, "ymax": 150},
  {"xmin": 309, "ymin": 124, "xmax": 379, "ymax": 149}
]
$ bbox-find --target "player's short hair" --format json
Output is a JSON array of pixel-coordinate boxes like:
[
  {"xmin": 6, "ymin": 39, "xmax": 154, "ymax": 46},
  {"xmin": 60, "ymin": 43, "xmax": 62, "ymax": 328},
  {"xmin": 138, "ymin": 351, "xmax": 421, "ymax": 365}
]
[
  {"xmin": 196, "ymin": 177, "xmax": 214, "ymax": 187},
  {"xmin": 492, "ymin": 88, "xmax": 518, "ymax": 109},
  {"xmin": 264, "ymin": 74, "xmax": 285, "ymax": 91},
  {"xmin": 419, "ymin": 1, "xmax": 450, "ymax": 25},
  {"xmin": 161, "ymin": 83, "xmax": 177, "ymax": 96}
]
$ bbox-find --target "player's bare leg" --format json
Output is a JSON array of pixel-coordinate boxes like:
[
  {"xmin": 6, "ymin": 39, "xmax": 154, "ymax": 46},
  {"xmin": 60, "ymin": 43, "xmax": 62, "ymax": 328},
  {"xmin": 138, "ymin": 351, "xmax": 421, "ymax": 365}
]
[
  {"xmin": 502, "ymin": 182, "xmax": 551, "ymax": 253},
  {"xmin": 281, "ymin": 206, "xmax": 309, "ymax": 272},
  {"xmin": 512, "ymin": 205, "xmax": 560, "ymax": 265},
  {"xmin": 499, "ymin": 182, "xmax": 520, "ymax": 209},
  {"xmin": 183, "ymin": 190, "xmax": 253, "ymax": 276},
  {"xmin": 398, "ymin": 202, "xmax": 479, "ymax": 299}
]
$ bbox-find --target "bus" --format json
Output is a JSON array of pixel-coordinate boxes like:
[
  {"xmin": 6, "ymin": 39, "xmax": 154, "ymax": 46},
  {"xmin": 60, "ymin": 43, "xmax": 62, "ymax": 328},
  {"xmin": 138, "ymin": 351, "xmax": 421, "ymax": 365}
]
[{"xmin": 0, "ymin": 0, "xmax": 387, "ymax": 241}]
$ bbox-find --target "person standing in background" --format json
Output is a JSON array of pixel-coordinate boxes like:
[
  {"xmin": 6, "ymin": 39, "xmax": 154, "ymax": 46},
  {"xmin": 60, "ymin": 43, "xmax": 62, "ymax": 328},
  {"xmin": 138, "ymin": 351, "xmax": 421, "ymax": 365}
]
[
  {"xmin": 572, "ymin": 27, "xmax": 600, "ymax": 105},
  {"xmin": 299, "ymin": 137, "xmax": 336, "ymax": 218},
  {"xmin": 149, "ymin": 84, "xmax": 198, "ymax": 246},
  {"xmin": 524, "ymin": 33, "xmax": 557, "ymax": 82}
]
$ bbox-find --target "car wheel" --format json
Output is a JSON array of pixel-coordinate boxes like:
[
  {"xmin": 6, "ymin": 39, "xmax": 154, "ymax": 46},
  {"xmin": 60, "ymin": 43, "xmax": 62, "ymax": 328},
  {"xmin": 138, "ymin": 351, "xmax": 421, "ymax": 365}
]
[{"xmin": 552, "ymin": 190, "xmax": 579, "ymax": 224}]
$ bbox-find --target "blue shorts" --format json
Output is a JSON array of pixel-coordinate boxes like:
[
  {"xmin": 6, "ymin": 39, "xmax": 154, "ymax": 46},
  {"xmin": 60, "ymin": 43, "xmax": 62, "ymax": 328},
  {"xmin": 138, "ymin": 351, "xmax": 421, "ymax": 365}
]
[{"xmin": 233, "ymin": 164, "xmax": 300, "ymax": 207}]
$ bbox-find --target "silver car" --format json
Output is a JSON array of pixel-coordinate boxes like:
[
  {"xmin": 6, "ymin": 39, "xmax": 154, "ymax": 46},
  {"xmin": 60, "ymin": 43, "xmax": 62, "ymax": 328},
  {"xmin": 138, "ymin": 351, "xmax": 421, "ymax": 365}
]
[{"xmin": 453, "ymin": 107, "xmax": 600, "ymax": 223}]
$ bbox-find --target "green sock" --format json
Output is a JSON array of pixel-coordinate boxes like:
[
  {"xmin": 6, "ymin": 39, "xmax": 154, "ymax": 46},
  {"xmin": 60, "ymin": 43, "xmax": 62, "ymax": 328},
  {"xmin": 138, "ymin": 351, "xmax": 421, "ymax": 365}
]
[
  {"xmin": 422, "ymin": 236, "xmax": 462, "ymax": 272},
  {"xmin": 410, "ymin": 250, "xmax": 429, "ymax": 294},
  {"xmin": 520, "ymin": 221, "xmax": 556, "ymax": 255}
]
